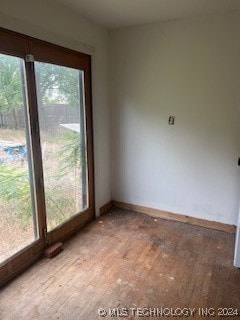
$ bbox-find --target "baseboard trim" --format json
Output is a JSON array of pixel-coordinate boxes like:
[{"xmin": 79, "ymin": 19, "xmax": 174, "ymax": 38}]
[
  {"xmin": 99, "ymin": 201, "xmax": 113, "ymax": 216},
  {"xmin": 112, "ymin": 200, "xmax": 236, "ymax": 234}
]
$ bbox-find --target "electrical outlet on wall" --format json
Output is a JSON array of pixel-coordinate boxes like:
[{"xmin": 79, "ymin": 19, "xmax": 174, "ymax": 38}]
[{"xmin": 168, "ymin": 116, "xmax": 175, "ymax": 125}]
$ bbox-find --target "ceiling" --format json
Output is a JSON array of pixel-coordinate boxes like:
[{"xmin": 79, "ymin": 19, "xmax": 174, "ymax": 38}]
[{"xmin": 53, "ymin": 0, "xmax": 240, "ymax": 29}]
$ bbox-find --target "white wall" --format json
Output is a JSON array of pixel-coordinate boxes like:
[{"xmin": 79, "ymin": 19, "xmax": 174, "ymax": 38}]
[
  {"xmin": 110, "ymin": 13, "xmax": 240, "ymax": 225},
  {"xmin": 0, "ymin": 0, "xmax": 111, "ymax": 215}
]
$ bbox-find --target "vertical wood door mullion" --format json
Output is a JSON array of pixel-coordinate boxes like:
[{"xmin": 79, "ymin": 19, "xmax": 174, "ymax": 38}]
[{"xmin": 24, "ymin": 59, "xmax": 47, "ymax": 241}]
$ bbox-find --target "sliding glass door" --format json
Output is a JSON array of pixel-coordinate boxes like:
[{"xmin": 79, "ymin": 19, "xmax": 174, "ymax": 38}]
[
  {"xmin": 0, "ymin": 28, "xmax": 94, "ymax": 286},
  {"xmin": 35, "ymin": 61, "xmax": 88, "ymax": 231}
]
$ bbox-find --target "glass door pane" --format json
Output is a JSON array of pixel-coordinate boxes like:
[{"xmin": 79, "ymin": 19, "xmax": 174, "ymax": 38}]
[
  {"xmin": 0, "ymin": 53, "xmax": 37, "ymax": 263},
  {"xmin": 35, "ymin": 61, "xmax": 88, "ymax": 231}
]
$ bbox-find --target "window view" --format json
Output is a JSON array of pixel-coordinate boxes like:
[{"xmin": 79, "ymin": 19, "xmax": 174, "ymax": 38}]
[
  {"xmin": 0, "ymin": 53, "xmax": 37, "ymax": 263},
  {"xmin": 35, "ymin": 62, "xmax": 88, "ymax": 231}
]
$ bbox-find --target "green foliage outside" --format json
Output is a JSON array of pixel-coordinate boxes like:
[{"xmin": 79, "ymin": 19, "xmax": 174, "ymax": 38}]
[
  {"xmin": 0, "ymin": 131, "xmax": 82, "ymax": 228},
  {"xmin": 35, "ymin": 62, "xmax": 80, "ymax": 107},
  {"xmin": 0, "ymin": 165, "xmax": 32, "ymax": 228},
  {"xmin": 57, "ymin": 132, "xmax": 84, "ymax": 175},
  {"xmin": 0, "ymin": 53, "xmax": 81, "ymax": 127},
  {"xmin": 0, "ymin": 162, "xmax": 75, "ymax": 228},
  {"xmin": 0, "ymin": 55, "xmax": 23, "ymax": 112},
  {"xmin": 0, "ymin": 55, "xmax": 24, "ymax": 128}
]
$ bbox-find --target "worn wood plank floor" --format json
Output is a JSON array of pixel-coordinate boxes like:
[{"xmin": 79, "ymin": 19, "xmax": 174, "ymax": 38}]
[{"xmin": 0, "ymin": 208, "xmax": 239, "ymax": 320}]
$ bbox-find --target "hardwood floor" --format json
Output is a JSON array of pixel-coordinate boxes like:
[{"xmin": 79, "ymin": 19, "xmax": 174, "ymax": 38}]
[{"xmin": 0, "ymin": 208, "xmax": 239, "ymax": 319}]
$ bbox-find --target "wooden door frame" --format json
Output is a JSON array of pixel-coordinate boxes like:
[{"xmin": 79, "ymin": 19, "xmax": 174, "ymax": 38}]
[{"xmin": 0, "ymin": 27, "xmax": 95, "ymax": 286}]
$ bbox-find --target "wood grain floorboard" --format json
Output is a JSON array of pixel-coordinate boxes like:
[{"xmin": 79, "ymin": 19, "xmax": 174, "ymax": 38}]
[{"xmin": 0, "ymin": 208, "xmax": 239, "ymax": 320}]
